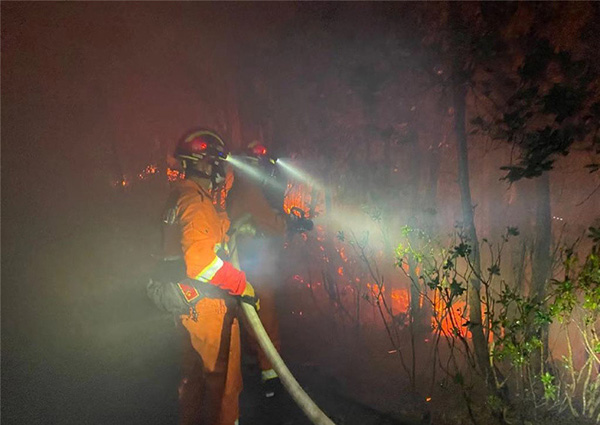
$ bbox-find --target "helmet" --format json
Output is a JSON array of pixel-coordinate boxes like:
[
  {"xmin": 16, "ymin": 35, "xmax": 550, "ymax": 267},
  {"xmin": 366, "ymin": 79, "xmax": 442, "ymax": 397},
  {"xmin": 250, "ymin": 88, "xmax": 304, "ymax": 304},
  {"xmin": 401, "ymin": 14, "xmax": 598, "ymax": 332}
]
[
  {"xmin": 175, "ymin": 129, "xmax": 228, "ymax": 163},
  {"xmin": 245, "ymin": 141, "xmax": 277, "ymax": 174},
  {"xmin": 175, "ymin": 128, "xmax": 228, "ymax": 183},
  {"xmin": 246, "ymin": 141, "xmax": 269, "ymax": 158},
  {"xmin": 240, "ymin": 141, "xmax": 283, "ymax": 209}
]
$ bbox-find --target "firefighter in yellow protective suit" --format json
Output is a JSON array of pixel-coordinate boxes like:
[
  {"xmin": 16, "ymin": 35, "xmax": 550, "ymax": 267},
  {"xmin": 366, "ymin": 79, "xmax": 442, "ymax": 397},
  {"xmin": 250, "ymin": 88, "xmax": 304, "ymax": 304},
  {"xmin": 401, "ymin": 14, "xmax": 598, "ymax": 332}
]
[
  {"xmin": 161, "ymin": 129, "xmax": 256, "ymax": 425},
  {"xmin": 226, "ymin": 143, "xmax": 311, "ymax": 400},
  {"xmin": 227, "ymin": 145, "xmax": 285, "ymax": 398}
]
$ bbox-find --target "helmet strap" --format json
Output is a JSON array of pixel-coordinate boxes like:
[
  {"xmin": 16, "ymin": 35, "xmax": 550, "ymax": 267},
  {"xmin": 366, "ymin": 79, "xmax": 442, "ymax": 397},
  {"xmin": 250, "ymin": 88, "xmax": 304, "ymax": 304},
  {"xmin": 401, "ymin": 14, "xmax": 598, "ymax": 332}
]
[
  {"xmin": 185, "ymin": 167, "xmax": 212, "ymax": 180},
  {"xmin": 184, "ymin": 159, "xmax": 227, "ymax": 194}
]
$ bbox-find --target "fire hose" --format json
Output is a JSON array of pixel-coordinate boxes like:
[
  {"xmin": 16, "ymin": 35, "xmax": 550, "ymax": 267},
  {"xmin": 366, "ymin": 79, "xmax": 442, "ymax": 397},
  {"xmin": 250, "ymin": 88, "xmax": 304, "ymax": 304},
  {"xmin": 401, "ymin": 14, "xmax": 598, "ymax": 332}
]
[{"xmin": 229, "ymin": 231, "xmax": 335, "ymax": 425}]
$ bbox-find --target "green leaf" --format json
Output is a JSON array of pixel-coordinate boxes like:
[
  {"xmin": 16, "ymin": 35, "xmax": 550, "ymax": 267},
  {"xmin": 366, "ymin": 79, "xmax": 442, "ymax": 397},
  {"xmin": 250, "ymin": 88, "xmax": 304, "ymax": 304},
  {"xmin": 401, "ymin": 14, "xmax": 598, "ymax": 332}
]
[
  {"xmin": 427, "ymin": 276, "xmax": 440, "ymax": 290},
  {"xmin": 400, "ymin": 225, "xmax": 413, "ymax": 237},
  {"xmin": 487, "ymin": 264, "xmax": 501, "ymax": 276},
  {"xmin": 588, "ymin": 226, "xmax": 600, "ymax": 243},
  {"xmin": 507, "ymin": 226, "xmax": 520, "ymax": 237},
  {"xmin": 541, "ymin": 372, "xmax": 557, "ymax": 401},
  {"xmin": 450, "ymin": 280, "xmax": 465, "ymax": 298},
  {"xmin": 542, "ymin": 84, "xmax": 586, "ymax": 122},
  {"xmin": 454, "ymin": 242, "xmax": 472, "ymax": 258}
]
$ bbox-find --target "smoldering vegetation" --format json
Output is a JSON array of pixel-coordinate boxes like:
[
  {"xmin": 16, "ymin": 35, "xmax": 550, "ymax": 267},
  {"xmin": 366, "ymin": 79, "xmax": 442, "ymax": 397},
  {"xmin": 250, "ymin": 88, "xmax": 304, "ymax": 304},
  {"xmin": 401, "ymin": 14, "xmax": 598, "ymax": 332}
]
[{"xmin": 2, "ymin": 3, "xmax": 599, "ymax": 425}]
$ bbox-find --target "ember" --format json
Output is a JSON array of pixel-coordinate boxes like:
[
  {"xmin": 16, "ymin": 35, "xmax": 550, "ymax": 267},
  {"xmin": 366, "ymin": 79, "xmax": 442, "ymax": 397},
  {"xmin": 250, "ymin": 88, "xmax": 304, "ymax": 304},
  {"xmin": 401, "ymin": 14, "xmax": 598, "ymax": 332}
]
[{"xmin": 166, "ymin": 167, "xmax": 184, "ymax": 182}]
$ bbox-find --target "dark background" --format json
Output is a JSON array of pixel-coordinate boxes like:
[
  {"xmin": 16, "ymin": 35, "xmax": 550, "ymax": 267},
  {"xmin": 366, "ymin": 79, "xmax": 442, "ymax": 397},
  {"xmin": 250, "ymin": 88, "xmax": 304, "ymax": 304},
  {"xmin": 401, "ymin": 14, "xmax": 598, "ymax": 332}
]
[{"xmin": 1, "ymin": 3, "xmax": 283, "ymax": 423}]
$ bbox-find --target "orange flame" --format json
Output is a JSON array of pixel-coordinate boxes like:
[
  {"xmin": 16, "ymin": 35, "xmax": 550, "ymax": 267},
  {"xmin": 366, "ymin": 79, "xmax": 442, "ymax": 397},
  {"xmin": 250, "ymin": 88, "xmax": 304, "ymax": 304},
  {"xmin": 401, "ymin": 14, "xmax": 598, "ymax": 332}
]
[
  {"xmin": 282, "ymin": 181, "xmax": 326, "ymax": 218},
  {"xmin": 432, "ymin": 299, "xmax": 469, "ymax": 338},
  {"xmin": 283, "ymin": 182, "xmax": 312, "ymax": 216},
  {"xmin": 137, "ymin": 164, "xmax": 159, "ymax": 180},
  {"xmin": 391, "ymin": 289, "xmax": 409, "ymax": 314},
  {"xmin": 339, "ymin": 247, "xmax": 347, "ymax": 262},
  {"xmin": 112, "ymin": 177, "xmax": 130, "ymax": 188},
  {"xmin": 166, "ymin": 168, "xmax": 184, "ymax": 182}
]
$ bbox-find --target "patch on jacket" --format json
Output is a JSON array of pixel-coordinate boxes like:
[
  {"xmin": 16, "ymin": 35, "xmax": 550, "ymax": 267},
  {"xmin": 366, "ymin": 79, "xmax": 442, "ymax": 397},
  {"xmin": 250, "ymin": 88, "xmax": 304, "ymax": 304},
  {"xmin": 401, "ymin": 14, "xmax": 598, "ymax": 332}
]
[{"xmin": 177, "ymin": 282, "xmax": 202, "ymax": 303}]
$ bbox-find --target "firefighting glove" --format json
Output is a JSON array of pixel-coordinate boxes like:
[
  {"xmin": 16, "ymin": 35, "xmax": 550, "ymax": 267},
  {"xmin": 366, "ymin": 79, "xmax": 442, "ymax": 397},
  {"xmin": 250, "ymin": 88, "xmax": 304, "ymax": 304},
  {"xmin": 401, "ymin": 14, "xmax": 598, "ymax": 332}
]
[{"xmin": 240, "ymin": 281, "xmax": 260, "ymax": 311}]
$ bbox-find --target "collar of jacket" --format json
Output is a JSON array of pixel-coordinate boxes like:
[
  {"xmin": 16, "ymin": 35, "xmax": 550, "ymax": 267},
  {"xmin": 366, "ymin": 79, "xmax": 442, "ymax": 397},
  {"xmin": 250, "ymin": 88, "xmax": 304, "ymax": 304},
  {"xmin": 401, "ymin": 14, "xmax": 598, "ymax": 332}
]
[{"xmin": 181, "ymin": 178, "xmax": 213, "ymax": 201}]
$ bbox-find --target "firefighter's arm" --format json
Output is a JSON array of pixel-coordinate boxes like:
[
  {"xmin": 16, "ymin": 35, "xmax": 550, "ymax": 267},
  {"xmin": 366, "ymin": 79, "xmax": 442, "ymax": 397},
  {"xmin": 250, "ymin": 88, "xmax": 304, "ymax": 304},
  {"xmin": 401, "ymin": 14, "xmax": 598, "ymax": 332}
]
[
  {"xmin": 243, "ymin": 181, "xmax": 287, "ymax": 236},
  {"xmin": 184, "ymin": 240, "xmax": 246, "ymax": 295}
]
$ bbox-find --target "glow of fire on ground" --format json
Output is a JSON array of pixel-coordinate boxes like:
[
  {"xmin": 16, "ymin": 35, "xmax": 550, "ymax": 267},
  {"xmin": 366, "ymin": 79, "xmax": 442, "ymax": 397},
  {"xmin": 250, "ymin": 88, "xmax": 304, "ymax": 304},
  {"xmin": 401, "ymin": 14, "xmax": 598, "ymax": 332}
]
[{"xmin": 314, "ymin": 205, "xmax": 482, "ymax": 340}]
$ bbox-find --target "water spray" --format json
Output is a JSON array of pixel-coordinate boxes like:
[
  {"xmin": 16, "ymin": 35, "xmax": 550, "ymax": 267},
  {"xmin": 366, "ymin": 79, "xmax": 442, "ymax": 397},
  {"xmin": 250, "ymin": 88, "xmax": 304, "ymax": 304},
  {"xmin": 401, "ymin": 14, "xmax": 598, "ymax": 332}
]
[
  {"xmin": 277, "ymin": 158, "xmax": 325, "ymax": 192},
  {"xmin": 226, "ymin": 155, "xmax": 286, "ymax": 192}
]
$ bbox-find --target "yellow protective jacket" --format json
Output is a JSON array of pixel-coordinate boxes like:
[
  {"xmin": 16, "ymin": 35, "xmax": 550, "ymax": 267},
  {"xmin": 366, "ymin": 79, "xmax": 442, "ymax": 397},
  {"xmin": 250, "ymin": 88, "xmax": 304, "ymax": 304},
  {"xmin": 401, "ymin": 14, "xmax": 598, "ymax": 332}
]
[{"xmin": 173, "ymin": 179, "xmax": 245, "ymax": 295}]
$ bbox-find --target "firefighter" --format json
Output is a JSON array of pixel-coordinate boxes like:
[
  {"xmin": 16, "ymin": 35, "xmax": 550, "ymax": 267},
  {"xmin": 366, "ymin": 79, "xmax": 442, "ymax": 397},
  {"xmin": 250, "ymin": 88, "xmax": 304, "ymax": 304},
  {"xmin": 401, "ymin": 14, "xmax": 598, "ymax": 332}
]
[
  {"xmin": 161, "ymin": 128, "xmax": 255, "ymax": 425},
  {"xmin": 226, "ymin": 142, "xmax": 312, "ymax": 400}
]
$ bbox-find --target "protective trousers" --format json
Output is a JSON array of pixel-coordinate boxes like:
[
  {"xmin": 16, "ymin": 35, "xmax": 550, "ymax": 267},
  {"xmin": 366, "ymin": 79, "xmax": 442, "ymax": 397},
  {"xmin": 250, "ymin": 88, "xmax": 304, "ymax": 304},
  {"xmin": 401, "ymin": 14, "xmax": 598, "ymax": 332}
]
[{"xmin": 179, "ymin": 296, "xmax": 242, "ymax": 425}]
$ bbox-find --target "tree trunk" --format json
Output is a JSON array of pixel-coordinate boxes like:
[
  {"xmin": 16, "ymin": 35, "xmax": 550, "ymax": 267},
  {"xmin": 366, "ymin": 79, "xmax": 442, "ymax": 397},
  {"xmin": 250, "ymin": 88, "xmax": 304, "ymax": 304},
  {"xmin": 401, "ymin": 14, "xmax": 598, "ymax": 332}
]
[
  {"xmin": 531, "ymin": 173, "xmax": 552, "ymax": 302},
  {"xmin": 531, "ymin": 172, "xmax": 552, "ymax": 366},
  {"xmin": 418, "ymin": 145, "xmax": 440, "ymax": 330},
  {"xmin": 406, "ymin": 131, "xmax": 426, "ymax": 332},
  {"xmin": 423, "ymin": 146, "xmax": 440, "ymax": 237},
  {"xmin": 451, "ymin": 48, "xmax": 493, "ymax": 387}
]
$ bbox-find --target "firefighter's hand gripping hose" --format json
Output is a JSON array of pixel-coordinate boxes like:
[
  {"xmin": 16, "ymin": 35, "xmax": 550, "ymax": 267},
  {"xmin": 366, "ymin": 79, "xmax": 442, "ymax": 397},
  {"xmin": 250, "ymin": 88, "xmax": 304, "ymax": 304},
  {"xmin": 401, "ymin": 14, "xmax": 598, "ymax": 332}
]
[
  {"xmin": 240, "ymin": 281, "xmax": 260, "ymax": 311},
  {"xmin": 230, "ymin": 232, "xmax": 335, "ymax": 425}
]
